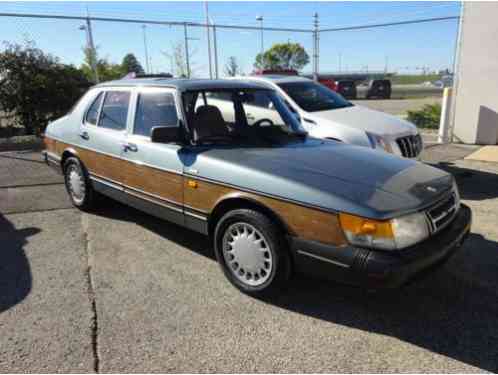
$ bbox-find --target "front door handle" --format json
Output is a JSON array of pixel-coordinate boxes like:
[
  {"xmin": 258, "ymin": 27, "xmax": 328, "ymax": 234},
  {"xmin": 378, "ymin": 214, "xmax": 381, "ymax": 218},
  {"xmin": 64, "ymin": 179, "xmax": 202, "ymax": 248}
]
[
  {"xmin": 79, "ymin": 131, "xmax": 89, "ymax": 140},
  {"xmin": 122, "ymin": 142, "xmax": 138, "ymax": 152}
]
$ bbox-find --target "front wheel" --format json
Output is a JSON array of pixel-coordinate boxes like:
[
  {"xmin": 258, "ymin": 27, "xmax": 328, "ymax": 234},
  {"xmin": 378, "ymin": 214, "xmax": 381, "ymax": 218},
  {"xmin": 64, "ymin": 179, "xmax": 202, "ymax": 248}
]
[{"xmin": 214, "ymin": 209, "xmax": 291, "ymax": 297}]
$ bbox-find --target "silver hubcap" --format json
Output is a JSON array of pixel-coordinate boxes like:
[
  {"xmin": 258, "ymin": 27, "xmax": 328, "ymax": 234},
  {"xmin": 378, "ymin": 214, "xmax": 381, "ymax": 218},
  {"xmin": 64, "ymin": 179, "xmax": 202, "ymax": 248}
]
[
  {"xmin": 222, "ymin": 222, "xmax": 273, "ymax": 287},
  {"xmin": 67, "ymin": 165, "xmax": 85, "ymax": 204}
]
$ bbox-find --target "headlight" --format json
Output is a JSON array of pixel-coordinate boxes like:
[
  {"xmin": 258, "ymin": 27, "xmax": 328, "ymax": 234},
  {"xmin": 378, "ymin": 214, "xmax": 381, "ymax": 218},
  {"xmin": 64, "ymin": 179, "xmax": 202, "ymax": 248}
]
[
  {"xmin": 339, "ymin": 211, "xmax": 430, "ymax": 251},
  {"xmin": 366, "ymin": 132, "xmax": 392, "ymax": 153}
]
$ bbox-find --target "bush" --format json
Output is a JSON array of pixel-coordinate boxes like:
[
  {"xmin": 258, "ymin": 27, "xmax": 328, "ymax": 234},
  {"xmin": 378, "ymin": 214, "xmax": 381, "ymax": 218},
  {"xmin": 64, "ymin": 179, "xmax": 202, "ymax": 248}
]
[
  {"xmin": 407, "ymin": 103, "xmax": 441, "ymax": 129},
  {"xmin": 0, "ymin": 41, "xmax": 91, "ymax": 135}
]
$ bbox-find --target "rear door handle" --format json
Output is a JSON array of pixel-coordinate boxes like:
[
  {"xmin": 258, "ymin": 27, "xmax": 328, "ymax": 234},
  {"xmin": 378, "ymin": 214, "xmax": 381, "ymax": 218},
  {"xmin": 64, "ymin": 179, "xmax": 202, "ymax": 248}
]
[
  {"xmin": 122, "ymin": 142, "xmax": 138, "ymax": 152},
  {"xmin": 79, "ymin": 131, "xmax": 89, "ymax": 140}
]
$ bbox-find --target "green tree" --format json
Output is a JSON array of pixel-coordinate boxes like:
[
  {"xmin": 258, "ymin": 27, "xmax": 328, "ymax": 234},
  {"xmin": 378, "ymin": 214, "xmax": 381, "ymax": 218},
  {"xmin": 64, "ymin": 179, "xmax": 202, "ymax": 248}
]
[
  {"xmin": 224, "ymin": 56, "xmax": 241, "ymax": 77},
  {"xmin": 254, "ymin": 42, "xmax": 309, "ymax": 71},
  {"xmin": 81, "ymin": 47, "xmax": 124, "ymax": 82},
  {"xmin": 0, "ymin": 41, "xmax": 90, "ymax": 135},
  {"xmin": 121, "ymin": 53, "xmax": 144, "ymax": 74}
]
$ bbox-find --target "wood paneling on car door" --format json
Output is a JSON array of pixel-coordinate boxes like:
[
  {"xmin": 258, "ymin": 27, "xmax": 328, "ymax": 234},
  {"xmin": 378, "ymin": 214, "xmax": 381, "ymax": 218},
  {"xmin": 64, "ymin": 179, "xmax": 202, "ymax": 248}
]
[
  {"xmin": 124, "ymin": 162, "xmax": 183, "ymax": 206},
  {"xmin": 184, "ymin": 177, "xmax": 346, "ymax": 246}
]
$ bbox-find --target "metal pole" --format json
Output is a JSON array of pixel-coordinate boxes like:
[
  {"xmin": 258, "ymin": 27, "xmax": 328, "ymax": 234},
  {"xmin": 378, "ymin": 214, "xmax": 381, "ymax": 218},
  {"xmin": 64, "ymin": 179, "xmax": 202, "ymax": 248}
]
[
  {"xmin": 86, "ymin": 17, "xmax": 99, "ymax": 83},
  {"xmin": 313, "ymin": 13, "xmax": 318, "ymax": 81},
  {"xmin": 205, "ymin": 1, "xmax": 213, "ymax": 79},
  {"xmin": 142, "ymin": 25, "xmax": 150, "ymax": 74},
  {"xmin": 184, "ymin": 23, "xmax": 190, "ymax": 78},
  {"xmin": 448, "ymin": 1, "xmax": 465, "ymax": 143},
  {"xmin": 256, "ymin": 16, "xmax": 264, "ymax": 55},
  {"xmin": 212, "ymin": 22, "xmax": 219, "ymax": 78}
]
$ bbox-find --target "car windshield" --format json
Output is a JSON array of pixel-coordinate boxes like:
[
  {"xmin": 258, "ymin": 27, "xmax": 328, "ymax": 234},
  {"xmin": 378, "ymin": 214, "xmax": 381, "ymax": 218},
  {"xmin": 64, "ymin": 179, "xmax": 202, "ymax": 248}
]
[
  {"xmin": 182, "ymin": 88, "xmax": 307, "ymax": 146},
  {"xmin": 278, "ymin": 81, "xmax": 353, "ymax": 112}
]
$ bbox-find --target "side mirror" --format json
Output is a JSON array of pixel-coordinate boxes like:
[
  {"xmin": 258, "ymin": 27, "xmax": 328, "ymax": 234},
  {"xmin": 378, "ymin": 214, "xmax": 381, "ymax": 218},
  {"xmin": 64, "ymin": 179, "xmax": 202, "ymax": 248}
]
[{"xmin": 151, "ymin": 126, "xmax": 180, "ymax": 143}]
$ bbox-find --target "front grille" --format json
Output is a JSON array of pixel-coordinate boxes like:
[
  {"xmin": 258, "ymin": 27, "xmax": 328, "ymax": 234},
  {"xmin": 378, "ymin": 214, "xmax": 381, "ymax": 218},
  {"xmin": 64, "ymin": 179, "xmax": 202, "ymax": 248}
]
[
  {"xmin": 426, "ymin": 192, "xmax": 459, "ymax": 234},
  {"xmin": 396, "ymin": 134, "xmax": 423, "ymax": 158}
]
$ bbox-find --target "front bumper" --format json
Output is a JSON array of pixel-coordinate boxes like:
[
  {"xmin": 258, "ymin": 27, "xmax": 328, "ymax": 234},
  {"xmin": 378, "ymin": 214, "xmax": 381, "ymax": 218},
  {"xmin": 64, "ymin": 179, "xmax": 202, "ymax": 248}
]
[{"xmin": 289, "ymin": 204, "xmax": 472, "ymax": 289}]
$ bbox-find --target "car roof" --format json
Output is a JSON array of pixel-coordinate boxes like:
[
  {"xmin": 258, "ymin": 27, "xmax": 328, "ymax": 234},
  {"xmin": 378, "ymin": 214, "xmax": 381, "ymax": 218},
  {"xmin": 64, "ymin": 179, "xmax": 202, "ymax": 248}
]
[
  {"xmin": 95, "ymin": 78, "xmax": 270, "ymax": 91},
  {"xmin": 237, "ymin": 75, "xmax": 313, "ymax": 84}
]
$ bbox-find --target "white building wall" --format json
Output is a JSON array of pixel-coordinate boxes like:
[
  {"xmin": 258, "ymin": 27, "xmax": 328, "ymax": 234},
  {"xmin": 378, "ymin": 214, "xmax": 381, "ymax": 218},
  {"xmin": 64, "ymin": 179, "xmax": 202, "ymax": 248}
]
[{"xmin": 453, "ymin": 2, "xmax": 498, "ymax": 145}]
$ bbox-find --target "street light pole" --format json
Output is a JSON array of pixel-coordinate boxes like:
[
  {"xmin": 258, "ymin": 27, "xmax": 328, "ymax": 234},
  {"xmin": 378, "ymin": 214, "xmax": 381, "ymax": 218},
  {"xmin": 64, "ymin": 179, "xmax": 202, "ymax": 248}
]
[
  {"xmin": 79, "ymin": 19, "xmax": 99, "ymax": 83},
  {"xmin": 212, "ymin": 21, "xmax": 219, "ymax": 78},
  {"xmin": 183, "ymin": 23, "xmax": 190, "ymax": 78},
  {"xmin": 312, "ymin": 13, "xmax": 319, "ymax": 81},
  {"xmin": 142, "ymin": 24, "xmax": 150, "ymax": 74},
  {"xmin": 256, "ymin": 15, "xmax": 264, "ymax": 55},
  {"xmin": 205, "ymin": 1, "xmax": 213, "ymax": 79}
]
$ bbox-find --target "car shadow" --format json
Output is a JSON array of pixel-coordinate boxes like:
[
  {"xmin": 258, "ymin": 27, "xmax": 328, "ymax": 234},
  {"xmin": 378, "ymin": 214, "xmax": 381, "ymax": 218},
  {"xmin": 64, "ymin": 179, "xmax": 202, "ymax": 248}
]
[
  {"xmin": 90, "ymin": 198, "xmax": 498, "ymax": 372},
  {"xmin": 0, "ymin": 214, "xmax": 38, "ymax": 313},
  {"xmin": 430, "ymin": 161, "xmax": 498, "ymax": 201}
]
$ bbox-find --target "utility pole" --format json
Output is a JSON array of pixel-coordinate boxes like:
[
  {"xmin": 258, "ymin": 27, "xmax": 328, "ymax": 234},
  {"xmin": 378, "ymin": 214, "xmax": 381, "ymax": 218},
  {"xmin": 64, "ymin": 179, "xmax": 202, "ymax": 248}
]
[
  {"xmin": 142, "ymin": 25, "xmax": 150, "ymax": 74},
  {"xmin": 183, "ymin": 23, "xmax": 190, "ymax": 78},
  {"xmin": 312, "ymin": 13, "xmax": 319, "ymax": 81},
  {"xmin": 205, "ymin": 1, "xmax": 213, "ymax": 79},
  {"xmin": 212, "ymin": 21, "xmax": 219, "ymax": 78},
  {"xmin": 256, "ymin": 15, "xmax": 264, "ymax": 56},
  {"xmin": 384, "ymin": 55, "xmax": 388, "ymax": 74},
  {"xmin": 82, "ymin": 17, "xmax": 99, "ymax": 83},
  {"xmin": 339, "ymin": 52, "xmax": 342, "ymax": 72}
]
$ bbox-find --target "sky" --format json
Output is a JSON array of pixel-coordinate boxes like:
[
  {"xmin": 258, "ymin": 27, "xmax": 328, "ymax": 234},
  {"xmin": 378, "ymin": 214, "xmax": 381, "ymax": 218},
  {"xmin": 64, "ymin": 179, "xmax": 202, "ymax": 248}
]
[{"xmin": 0, "ymin": 1, "xmax": 461, "ymax": 77}]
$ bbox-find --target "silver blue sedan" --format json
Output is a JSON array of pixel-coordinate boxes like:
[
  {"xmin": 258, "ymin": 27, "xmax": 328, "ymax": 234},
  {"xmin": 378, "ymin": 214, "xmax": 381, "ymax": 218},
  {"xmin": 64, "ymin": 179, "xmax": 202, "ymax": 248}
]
[{"xmin": 42, "ymin": 78, "xmax": 471, "ymax": 296}]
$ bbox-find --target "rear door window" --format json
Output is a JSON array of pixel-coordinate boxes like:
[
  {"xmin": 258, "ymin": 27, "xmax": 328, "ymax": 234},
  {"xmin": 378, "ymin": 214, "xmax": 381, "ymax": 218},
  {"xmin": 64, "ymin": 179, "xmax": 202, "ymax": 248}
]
[
  {"xmin": 134, "ymin": 92, "xmax": 178, "ymax": 137},
  {"xmin": 98, "ymin": 91, "xmax": 130, "ymax": 131},
  {"xmin": 85, "ymin": 92, "xmax": 104, "ymax": 125}
]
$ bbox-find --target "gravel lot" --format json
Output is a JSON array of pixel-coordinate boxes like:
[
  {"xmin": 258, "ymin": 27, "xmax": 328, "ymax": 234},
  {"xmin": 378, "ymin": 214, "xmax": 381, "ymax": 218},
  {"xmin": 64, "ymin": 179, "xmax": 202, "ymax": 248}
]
[{"xmin": 1, "ymin": 145, "xmax": 497, "ymax": 373}]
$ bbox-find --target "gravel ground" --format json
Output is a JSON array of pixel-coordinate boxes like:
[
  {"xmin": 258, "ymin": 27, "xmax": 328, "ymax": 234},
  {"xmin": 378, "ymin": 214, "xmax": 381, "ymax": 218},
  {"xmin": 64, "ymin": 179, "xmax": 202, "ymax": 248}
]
[{"xmin": 0, "ymin": 146, "xmax": 497, "ymax": 373}]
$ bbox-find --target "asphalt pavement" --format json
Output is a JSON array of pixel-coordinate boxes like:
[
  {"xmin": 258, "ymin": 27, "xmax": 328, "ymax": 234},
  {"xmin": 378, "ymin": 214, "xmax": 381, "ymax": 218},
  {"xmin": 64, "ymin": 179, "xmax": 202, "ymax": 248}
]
[{"xmin": 1, "ymin": 146, "xmax": 498, "ymax": 373}]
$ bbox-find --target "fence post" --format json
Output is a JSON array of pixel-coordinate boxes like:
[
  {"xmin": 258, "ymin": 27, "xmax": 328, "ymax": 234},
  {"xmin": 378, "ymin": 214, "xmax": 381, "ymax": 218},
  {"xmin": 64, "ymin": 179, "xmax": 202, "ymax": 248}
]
[{"xmin": 438, "ymin": 87, "xmax": 452, "ymax": 143}]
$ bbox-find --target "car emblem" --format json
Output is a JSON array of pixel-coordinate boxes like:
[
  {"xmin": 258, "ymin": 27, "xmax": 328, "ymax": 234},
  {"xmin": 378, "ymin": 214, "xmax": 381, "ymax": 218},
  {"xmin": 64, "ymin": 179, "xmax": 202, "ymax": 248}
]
[{"xmin": 427, "ymin": 186, "xmax": 437, "ymax": 193}]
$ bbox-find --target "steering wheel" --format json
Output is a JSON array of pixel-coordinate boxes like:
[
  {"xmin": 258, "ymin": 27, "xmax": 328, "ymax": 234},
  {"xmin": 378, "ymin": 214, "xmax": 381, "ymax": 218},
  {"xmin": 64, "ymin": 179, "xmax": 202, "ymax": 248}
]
[{"xmin": 251, "ymin": 118, "xmax": 274, "ymax": 128}]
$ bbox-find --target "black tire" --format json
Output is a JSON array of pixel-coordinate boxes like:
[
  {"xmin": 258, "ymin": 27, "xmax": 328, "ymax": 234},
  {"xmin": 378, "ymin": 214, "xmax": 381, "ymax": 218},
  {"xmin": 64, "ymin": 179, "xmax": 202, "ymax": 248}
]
[
  {"xmin": 63, "ymin": 157, "xmax": 95, "ymax": 210},
  {"xmin": 213, "ymin": 209, "xmax": 291, "ymax": 297}
]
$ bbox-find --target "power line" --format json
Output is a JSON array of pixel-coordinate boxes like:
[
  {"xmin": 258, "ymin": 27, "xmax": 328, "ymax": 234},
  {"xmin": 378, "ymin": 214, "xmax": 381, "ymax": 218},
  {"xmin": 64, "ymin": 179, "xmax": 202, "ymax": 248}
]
[
  {"xmin": 0, "ymin": 12, "xmax": 313, "ymax": 33},
  {"xmin": 320, "ymin": 15, "xmax": 460, "ymax": 33}
]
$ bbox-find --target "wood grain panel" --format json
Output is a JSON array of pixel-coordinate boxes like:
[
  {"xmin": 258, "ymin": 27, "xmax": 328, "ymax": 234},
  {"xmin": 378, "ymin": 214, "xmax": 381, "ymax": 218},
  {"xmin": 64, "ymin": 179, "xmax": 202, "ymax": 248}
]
[
  {"xmin": 47, "ymin": 136, "xmax": 346, "ymax": 246},
  {"xmin": 124, "ymin": 162, "xmax": 183, "ymax": 205},
  {"xmin": 184, "ymin": 178, "xmax": 347, "ymax": 246},
  {"xmin": 46, "ymin": 137, "xmax": 182, "ymax": 205},
  {"xmin": 43, "ymin": 137, "xmax": 56, "ymax": 153}
]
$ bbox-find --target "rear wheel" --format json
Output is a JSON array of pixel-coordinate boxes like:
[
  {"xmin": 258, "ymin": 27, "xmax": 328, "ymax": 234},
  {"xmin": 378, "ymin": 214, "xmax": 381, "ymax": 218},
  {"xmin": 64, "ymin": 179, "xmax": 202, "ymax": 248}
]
[
  {"xmin": 214, "ymin": 209, "xmax": 291, "ymax": 297},
  {"xmin": 63, "ymin": 157, "xmax": 95, "ymax": 210}
]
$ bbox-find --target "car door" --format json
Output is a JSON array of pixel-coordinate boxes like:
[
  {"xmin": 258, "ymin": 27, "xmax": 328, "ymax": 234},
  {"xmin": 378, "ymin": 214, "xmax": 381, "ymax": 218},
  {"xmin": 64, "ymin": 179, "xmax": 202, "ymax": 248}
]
[
  {"xmin": 120, "ymin": 87, "xmax": 185, "ymax": 226},
  {"xmin": 79, "ymin": 88, "xmax": 131, "ymax": 185}
]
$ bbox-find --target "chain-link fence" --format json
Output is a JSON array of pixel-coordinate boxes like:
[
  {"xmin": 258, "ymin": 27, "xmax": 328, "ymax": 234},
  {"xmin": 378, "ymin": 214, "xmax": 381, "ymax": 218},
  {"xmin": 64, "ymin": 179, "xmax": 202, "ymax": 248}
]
[{"xmin": 0, "ymin": 5, "xmax": 460, "ymax": 138}]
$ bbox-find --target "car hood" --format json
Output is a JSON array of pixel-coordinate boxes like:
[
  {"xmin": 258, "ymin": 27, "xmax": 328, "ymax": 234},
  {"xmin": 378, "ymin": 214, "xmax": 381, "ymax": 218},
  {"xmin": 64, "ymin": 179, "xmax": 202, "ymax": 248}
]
[
  {"xmin": 182, "ymin": 139, "xmax": 452, "ymax": 219},
  {"xmin": 309, "ymin": 105, "xmax": 418, "ymax": 137}
]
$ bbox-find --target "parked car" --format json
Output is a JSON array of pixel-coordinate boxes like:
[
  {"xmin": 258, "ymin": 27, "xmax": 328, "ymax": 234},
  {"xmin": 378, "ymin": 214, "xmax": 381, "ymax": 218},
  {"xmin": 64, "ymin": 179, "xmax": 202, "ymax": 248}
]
[
  {"xmin": 232, "ymin": 75, "xmax": 423, "ymax": 158},
  {"xmin": 366, "ymin": 79, "xmax": 392, "ymax": 99},
  {"xmin": 43, "ymin": 78, "xmax": 471, "ymax": 296},
  {"xmin": 335, "ymin": 80, "xmax": 357, "ymax": 99}
]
